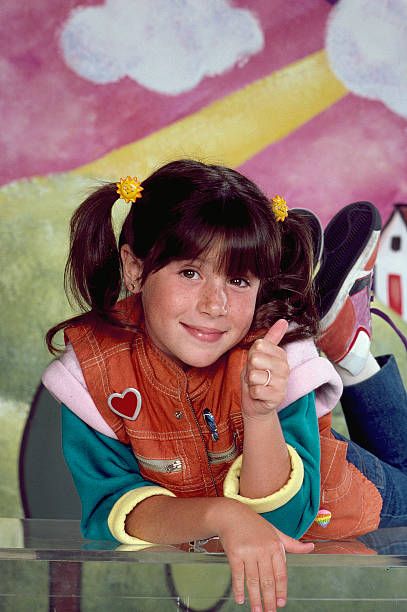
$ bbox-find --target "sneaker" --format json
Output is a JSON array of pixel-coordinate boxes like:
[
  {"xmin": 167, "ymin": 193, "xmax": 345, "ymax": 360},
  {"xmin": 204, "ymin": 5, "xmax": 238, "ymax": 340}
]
[
  {"xmin": 315, "ymin": 201, "xmax": 382, "ymax": 375},
  {"xmin": 292, "ymin": 208, "xmax": 324, "ymax": 278}
]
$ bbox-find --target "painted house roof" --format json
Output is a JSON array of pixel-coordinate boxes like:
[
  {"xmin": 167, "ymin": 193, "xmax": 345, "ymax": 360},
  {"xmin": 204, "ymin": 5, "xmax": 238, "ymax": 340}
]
[{"xmin": 383, "ymin": 203, "xmax": 407, "ymax": 231}]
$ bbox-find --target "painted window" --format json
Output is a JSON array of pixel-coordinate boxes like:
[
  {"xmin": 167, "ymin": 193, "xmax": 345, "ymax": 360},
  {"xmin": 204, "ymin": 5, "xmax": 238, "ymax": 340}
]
[{"xmin": 391, "ymin": 236, "xmax": 401, "ymax": 251}]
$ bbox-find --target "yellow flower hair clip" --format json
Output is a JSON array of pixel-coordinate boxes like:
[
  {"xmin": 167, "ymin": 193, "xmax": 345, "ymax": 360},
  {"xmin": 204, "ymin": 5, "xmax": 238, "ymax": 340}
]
[
  {"xmin": 271, "ymin": 195, "xmax": 288, "ymax": 222},
  {"xmin": 116, "ymin": 176, "xmax": 144, "ymax": 203}
]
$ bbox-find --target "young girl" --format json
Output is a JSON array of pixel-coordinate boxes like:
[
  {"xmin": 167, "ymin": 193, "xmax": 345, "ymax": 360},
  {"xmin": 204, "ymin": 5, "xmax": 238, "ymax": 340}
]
[{"xmin": 43, "ymin": 160, "xmax": 407, "ymax": 611}]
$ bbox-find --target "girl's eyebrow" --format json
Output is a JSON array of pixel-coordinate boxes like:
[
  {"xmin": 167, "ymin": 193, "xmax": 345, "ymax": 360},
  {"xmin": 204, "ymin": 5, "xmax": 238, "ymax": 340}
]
[
  {"xmin": 187, "ymin": 254, "xmax": 212, "ymax": 265},
  {"xmin": 172, "ymin": 258, "xmax": 205, "ymax": 270},
  {"xmin": 178, "ymin": 258, "xmax": 203, "ymax": 265}
]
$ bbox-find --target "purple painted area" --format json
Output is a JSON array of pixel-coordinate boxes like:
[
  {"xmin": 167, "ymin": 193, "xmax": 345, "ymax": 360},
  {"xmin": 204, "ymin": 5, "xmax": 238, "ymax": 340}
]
[
  {"xmin": 239, "ymin": 95, "xmax": 407, "ymax": 226},
  {"xmin": 0, "ymin": 0, "xmax": 330, "ymax": 185}
]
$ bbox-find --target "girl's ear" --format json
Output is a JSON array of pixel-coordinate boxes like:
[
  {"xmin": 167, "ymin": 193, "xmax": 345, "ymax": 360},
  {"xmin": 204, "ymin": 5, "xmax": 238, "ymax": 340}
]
[{"xmin": 121, "ymin": 244, "xmax": 143, "ymax": 293}]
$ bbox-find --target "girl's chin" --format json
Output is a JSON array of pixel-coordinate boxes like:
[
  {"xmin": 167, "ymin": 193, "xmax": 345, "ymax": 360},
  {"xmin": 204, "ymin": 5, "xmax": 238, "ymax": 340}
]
[{"xmin": 178, "ymin": 350, "xmax": 223, "ymax": 369}]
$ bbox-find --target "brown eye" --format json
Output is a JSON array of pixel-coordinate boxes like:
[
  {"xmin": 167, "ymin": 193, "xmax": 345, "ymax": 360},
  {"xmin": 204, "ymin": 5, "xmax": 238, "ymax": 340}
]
[
  {"xmin": 229, "ymin": 278, "xmax": 250, "ymax": 288},
  {"xmin": 181, "ymin": 269, "xmax": 199, "ymax": 280}
]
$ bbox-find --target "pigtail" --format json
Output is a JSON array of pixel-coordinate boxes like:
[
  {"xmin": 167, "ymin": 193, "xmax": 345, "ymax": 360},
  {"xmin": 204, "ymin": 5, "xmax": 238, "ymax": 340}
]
[
  {"xmin": 46, "ymin": 183, "xmax": 123, "ymax": 353},
  {"xmin": 254, "ymin": 211, "xmax": 319, "ymax": 341},
  {"xmin": 66, "ymin": 183, "xmax": 122, "ymax": 312}
]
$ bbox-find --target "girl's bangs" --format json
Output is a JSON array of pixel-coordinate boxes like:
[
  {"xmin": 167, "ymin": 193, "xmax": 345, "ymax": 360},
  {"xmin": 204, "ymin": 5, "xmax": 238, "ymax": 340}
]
[{"xmin": 164, "ymin": 220, "xmax": 277, "ymax": 280}]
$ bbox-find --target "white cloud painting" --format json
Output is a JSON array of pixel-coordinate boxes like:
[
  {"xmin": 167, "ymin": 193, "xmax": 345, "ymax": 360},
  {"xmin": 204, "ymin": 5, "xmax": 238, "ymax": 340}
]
[
  {"xmin": 326, "ymin": 0, "xmax": 407, "ymax": 118},
  {"xmin": 60, "ymin": 0, "xmax": 264, "ymax": 95}
]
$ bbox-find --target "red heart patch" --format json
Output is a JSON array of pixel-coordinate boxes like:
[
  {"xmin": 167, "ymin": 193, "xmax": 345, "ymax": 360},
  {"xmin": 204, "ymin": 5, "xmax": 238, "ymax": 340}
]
[{"xmin": 108, "ymin": 388, "xmax": 142, "ymax": 421}]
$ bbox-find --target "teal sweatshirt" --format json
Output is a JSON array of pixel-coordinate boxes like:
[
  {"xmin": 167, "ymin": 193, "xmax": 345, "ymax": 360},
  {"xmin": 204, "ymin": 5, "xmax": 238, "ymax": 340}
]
[{"xmin": 61, "ymin": 391, "xmax": 320, "ymax": 542}]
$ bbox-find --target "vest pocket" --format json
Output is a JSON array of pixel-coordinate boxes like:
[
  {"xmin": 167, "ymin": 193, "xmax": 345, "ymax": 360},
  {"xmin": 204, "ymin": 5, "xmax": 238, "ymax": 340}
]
[
  {"xmin": 134, "ymin": 453, "xmax": 183, "ymax": 475},
  {"xmin": 208, "ymin": 441, "xmax": 238, "ymax": 465}
]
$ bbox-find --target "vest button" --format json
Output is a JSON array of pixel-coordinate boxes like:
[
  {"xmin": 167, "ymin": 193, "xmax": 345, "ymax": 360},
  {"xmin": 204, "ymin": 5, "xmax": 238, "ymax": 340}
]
[{"xmin": 175, "ymin": 411, "xmax": 183, "ymax": 419}]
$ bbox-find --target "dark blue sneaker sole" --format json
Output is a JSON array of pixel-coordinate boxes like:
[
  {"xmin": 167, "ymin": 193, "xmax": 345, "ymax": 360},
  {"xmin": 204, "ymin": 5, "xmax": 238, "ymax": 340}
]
[{"xmin": 315, "ymin": 201, "xmax": 382, "ymax": 320}]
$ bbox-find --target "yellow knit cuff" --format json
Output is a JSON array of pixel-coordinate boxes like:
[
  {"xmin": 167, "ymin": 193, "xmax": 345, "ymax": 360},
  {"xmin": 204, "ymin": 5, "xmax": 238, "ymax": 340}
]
[
  {"xmin": 108, "ymin": 486, "xmax": 176, "ymax": 545},
  {"xmin": 223, "ymin": 444, "xmax": 304, "ymax": 513}
]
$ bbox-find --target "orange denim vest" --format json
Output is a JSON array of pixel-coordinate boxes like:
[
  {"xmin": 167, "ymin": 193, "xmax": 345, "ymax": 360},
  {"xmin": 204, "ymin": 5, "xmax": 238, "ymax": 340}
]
[
  {"xmin": 65, "ymin": 297, "xmax": 246, "ymax": 498},
  {"xmin": 66, "ymin": 296, "xmax": 382, "ymax": 538},
  {"xmin": 304, "ymin": 413, "xmax": 382, "ymax": 539}
]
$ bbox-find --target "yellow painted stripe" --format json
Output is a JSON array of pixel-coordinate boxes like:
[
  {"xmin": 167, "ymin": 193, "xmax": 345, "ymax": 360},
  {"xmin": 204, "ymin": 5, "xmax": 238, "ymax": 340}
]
[{"xmin": 74, "ymin": 50, "xmax": 347, "ymax": 179}]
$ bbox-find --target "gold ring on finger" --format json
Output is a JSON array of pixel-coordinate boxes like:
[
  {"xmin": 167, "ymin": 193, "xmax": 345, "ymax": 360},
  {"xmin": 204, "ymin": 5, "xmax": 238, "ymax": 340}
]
[{"xmin": 263, "ymin": 368, "xmax": 271, "ymax": 386}]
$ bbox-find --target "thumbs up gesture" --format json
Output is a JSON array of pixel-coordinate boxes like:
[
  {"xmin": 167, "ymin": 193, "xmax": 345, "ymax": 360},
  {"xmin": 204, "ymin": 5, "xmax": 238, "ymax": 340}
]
[{"xmin": 241, "ymin": 319, "xmax": 289, "ymax": 419}]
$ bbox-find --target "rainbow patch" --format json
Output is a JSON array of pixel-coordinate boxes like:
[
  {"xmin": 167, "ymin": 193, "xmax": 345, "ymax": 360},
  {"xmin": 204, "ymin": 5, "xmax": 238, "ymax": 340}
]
[{"xmin": 315, "ymin": 509, "xmax": 332, "ymax": 528}]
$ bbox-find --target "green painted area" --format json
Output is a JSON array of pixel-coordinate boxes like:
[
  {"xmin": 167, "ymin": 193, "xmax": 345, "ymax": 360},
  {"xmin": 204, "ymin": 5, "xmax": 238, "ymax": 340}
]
[
  {"xmin": 0, "ymin": 560, "xmax": 48, "ymax": 612},
  {"xmin": 371, "ymin": 299, "xmax": 407, "ymax": 380},
  {"xmin": 0, "ymin": 407, "xmax": 26, "ymax": 517},
  {"xmin": 1, "ymin": 174, "xmax": 90, "ymax": 405},
  {"xmin": 0, "ymin": 173, "xmax": 131, "ymax": 406}
]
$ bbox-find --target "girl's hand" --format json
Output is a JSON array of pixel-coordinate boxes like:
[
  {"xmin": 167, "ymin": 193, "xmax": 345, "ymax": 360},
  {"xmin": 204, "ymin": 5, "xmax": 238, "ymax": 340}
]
[
  {"xmin": 219, "ymin": 502, "xmax": 314, "ymax": 611},
  {"xmin": 241, "ymin": 320, "xmax": 289, "ymax": 419}
]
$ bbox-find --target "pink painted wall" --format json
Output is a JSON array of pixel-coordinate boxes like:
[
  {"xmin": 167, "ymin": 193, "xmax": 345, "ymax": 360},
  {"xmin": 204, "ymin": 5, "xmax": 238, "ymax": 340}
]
[
  {"xmin": 2, "ymin": 0, "xmax": 406, "ymax": 226},
  {"xmin": 1, "ymin": 0, "xmax": 329, "ymax": 185}
]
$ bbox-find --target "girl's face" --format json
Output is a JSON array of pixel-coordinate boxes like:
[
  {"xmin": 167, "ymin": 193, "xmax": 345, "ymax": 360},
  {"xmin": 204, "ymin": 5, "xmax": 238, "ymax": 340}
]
[{"xmin": 139, "ymin": 249, "xmax": 261, "ymax": 368}]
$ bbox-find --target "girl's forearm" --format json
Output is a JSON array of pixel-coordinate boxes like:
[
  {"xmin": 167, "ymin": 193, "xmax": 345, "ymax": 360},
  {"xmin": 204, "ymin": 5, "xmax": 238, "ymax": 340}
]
[
  {"xmin": 124, "ymin": 494, "xmax": 238, "ymax": 544},
  {"xmin": 124, "ymin": 491, "xmax": 307, "ymax": 611},
  {"xmin": 239, "ymin": 410, "xmax": 291, "ymax": 498}
]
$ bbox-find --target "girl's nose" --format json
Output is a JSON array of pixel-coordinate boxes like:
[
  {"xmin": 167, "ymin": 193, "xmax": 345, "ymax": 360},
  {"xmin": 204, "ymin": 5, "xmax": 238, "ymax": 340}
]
[{"xmin": 198, "ymin": 283, "xmax": 228, "ymax": 317}]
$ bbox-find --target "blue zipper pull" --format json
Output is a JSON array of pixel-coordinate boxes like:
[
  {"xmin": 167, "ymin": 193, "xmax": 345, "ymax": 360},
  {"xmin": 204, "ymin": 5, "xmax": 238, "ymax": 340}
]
[{"xmin": 203, "ymin": 408, "xmax": 219, "ymax": 442}]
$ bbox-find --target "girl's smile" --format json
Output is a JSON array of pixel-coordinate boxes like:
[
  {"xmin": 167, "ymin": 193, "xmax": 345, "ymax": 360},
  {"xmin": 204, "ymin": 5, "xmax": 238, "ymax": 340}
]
[
  {"xmin": 180, "ymin": 322, "xmax": 227, "ymax": 343},
  {"xmin": 138, "ymin": 252, "xmax": 261, "ymax": 368}
]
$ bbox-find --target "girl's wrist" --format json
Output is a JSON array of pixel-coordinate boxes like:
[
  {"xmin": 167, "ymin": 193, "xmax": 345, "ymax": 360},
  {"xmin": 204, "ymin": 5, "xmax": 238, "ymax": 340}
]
[
  {"xmin": 205, "ymin": 497, "xmax": 249, "ymax": 537},
  {"xmin": 242, "ymin": 408, "xmax": 279, "ymax": 424}
]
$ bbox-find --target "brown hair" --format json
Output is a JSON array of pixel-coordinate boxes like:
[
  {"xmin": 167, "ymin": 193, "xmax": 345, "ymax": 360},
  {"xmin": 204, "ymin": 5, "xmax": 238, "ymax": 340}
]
[{"xmin": 46, "ymin": 159, "xmax": 318, "ymax": 353}]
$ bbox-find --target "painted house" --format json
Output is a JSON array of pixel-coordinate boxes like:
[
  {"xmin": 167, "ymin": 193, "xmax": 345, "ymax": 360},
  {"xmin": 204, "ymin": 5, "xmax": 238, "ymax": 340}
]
[{"xmin": 375, "ymin": 203, "xmax": 407, "ymax": 321}]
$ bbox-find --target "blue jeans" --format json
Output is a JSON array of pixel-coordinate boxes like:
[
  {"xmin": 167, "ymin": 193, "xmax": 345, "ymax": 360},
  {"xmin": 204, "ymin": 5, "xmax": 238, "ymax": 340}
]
[
  {"xmin": 332, "ymin": 355, "xmax": 407, "ymax": 529},
  {"xmin": 358, "ymin": 526, "xmax": 407, "ymax": 555}
]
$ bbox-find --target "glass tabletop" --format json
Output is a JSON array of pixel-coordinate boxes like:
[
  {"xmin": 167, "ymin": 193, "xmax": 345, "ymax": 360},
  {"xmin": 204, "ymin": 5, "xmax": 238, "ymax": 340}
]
[
  {"xmin": 1, "ymin": 519, "xmax": 407, "ymax": 610},
  {"xmin": 0, "ymin": 518, "xmax": 407, "ymax": 564}
]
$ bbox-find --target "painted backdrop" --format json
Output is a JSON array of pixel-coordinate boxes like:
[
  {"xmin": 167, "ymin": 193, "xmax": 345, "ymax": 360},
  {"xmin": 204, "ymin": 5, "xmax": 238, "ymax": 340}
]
[{"xmin": 1, "ymin": 0, "xmax": 406, "ymax": 517}]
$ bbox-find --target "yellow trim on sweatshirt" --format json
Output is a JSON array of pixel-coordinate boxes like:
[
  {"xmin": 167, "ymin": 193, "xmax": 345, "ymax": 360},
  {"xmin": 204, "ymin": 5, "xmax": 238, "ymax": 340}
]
[
  {"xmin": 223, "ymin": 444, "xmax": 304, "ymax": 513},
  {"xmin": 108, "ymin": 486, "xmax": 176, "ymax": 545}
]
